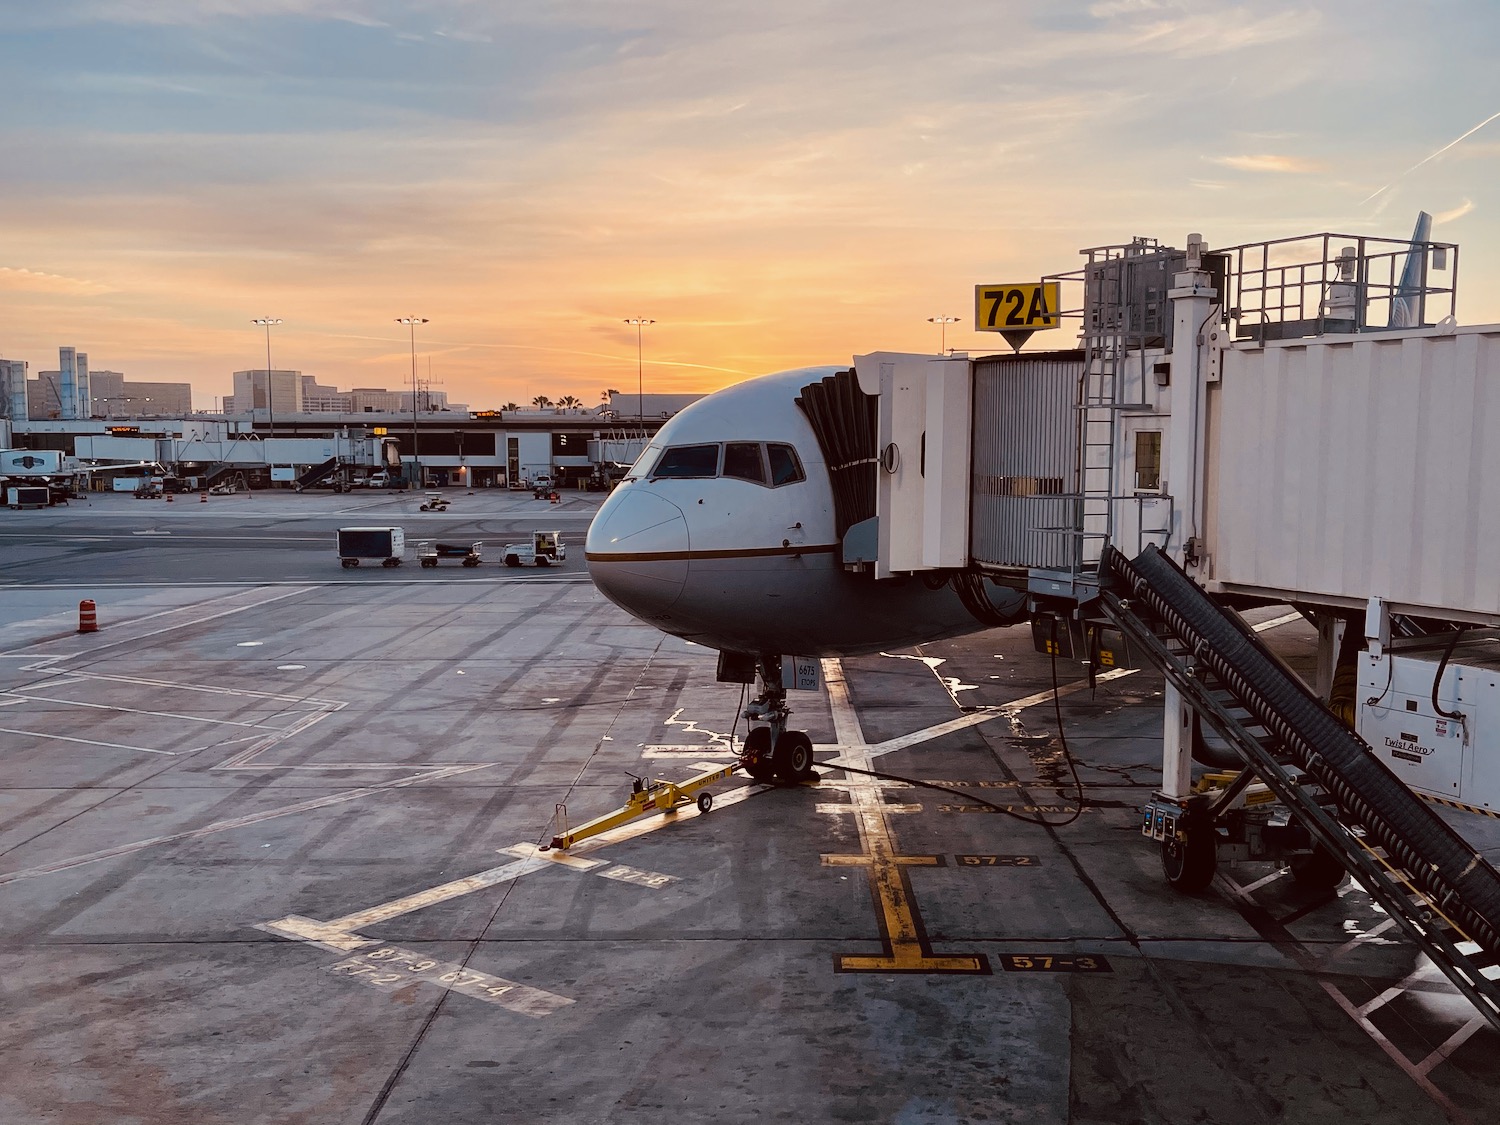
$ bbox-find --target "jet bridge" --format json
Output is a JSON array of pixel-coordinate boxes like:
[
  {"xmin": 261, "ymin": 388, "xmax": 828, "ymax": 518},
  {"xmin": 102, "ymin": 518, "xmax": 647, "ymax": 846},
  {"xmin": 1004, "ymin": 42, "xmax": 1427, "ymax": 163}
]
[{"xmin": 849, "ymin": 224, "xmax": 1500, "ymax": 1028}]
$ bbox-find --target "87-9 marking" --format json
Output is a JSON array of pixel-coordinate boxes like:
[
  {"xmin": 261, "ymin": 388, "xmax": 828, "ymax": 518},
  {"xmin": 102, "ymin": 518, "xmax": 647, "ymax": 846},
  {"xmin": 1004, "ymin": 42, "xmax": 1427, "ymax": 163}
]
[{"xmin": 329, "ymin": 946, "xmax": 574, "ymax": 1016}]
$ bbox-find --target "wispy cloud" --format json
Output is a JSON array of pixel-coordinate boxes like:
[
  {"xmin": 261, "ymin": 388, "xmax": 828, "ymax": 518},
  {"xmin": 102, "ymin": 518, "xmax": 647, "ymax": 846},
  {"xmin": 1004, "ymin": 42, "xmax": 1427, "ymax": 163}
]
[
  {"xmin": 1211, "ymin": 154, "xmax": 1323, "ymax": 174},
  {"xmin": 0, "ymin": 267, "xmax": 114, "ymax": 295},
  {"xmin": 1435, "ymin": 199, "xmax": 1476, "ymax": 224}
]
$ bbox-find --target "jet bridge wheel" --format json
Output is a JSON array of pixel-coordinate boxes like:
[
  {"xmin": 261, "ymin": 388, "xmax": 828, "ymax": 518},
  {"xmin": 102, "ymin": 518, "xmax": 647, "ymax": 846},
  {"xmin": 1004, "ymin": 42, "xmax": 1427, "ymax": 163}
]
[
  {"xmin": 772, "ymin": 731, "xmax": 815, "ymax": 782},
  {"xmin": 741, "ymin": 727, "xmax": 775, "ymax": 781},
  {"xmin": 1161, "ymin": 824, "xmax": 1217, "ymax": 893}
]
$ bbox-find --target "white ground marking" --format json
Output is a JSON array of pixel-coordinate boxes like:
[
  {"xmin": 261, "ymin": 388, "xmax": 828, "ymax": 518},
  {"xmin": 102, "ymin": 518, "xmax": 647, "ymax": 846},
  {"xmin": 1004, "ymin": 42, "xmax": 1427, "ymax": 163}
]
[
  {"xmin": 0, "ymin": 765, "xmax": 492, "ymax": 886},
  {"xmin": 328, "ymin": 945, "xmax": 574, "ymax": 1016},
  {"xmin": 0, "ymin": 726, "xmax": 183, "ymax": 755}
]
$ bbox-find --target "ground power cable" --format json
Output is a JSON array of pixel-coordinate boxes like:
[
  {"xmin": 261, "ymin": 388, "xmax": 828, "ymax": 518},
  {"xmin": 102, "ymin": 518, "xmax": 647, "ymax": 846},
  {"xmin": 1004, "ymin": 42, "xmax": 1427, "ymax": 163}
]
[{"xmin": 816, "ymin": 648, "xmax": 1087, "ymax": 828}]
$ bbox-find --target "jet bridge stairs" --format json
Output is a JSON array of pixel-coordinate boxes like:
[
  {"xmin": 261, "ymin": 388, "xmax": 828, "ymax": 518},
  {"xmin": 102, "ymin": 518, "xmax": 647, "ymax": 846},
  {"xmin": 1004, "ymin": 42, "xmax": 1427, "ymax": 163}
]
[{"xmin": 1097, "ymin": 544, "xmax": 1500, "ymax": 1034}]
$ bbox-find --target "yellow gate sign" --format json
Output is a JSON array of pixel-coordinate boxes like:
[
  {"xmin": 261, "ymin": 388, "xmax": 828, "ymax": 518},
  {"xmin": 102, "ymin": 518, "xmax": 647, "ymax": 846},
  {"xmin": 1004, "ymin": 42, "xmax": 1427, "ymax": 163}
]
[{"xmin": 974, "ymin": 282, "xmax": 1061, "ymax": 333}]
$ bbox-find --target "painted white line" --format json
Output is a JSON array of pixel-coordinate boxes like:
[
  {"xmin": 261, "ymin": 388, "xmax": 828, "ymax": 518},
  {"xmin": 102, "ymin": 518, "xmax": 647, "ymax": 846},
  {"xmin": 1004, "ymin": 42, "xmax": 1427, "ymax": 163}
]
[
  {"xmin": 256, "ymin": 915, "xmax": 377, "ymax": 953},
  {"xmin": 0, "ymin": 691, "xmax": 285, "ymax": 731},
  {"xmin": 324, "ymin": 857, "xmax": 548, "ymax": 931},
  {"xmin": 0, "ymin": 725, "xmax": 179, "ymax": 756},
  {"xmin": 0, "ymin": 765, "xmax": 492, "ymax": 886},
  {"xmin": 5, "ymin": 586, "xmax": 316, "ymax": 660},
  {"xmin": 497, "ymin": 843, "xmax": 606, "ymax": 871},
  {"xmin": 214, "ymin": 710, "xmax": 336, "ymax": 769}
]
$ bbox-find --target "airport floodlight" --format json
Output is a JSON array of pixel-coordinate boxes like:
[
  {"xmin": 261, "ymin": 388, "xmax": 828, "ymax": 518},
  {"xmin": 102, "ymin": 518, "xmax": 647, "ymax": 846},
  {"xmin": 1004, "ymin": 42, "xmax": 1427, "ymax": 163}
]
[
  {"xmin": 927, "ymin": 315, "xmax": 961, "ymax": 355},
  {"xmin": 252, "ymin": 318, "xmax": 283, "ymax": 456},
  {"xmin": 396, "ymin": 318, "xmax": 429, "ymax": 486},
  {"xmin": 623, "ymin": 318, "xmax": 656, "ymax": 422}
]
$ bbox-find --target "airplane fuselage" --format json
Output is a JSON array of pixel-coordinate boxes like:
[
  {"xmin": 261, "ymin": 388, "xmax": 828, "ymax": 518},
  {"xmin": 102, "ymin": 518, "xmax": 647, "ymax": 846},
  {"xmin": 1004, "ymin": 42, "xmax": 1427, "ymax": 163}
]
[{"xmin": 585, "ymin": 367, "xmax": 990, "ymax": 657}]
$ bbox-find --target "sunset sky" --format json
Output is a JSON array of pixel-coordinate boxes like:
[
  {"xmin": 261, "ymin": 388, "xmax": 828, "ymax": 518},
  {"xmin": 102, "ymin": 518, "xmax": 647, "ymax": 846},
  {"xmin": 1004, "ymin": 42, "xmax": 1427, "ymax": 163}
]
[{"xmin": 2, "ymin": 1, "xmax": 1498, "ymax": 411}]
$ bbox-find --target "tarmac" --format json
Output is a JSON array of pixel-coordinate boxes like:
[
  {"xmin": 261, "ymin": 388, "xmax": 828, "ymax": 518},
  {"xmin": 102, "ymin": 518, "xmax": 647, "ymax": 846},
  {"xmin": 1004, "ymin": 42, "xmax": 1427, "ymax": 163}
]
[{"xmin": 0, "ymin": 488, "xmax": 1495, "ymax": 1124}]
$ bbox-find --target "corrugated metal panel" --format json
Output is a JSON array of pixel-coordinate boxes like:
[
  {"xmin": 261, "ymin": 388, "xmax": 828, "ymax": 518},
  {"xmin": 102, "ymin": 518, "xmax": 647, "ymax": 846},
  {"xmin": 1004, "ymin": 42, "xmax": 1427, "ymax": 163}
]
[
  {"xmin": 969, "ymin": 351, "xmax": 1083, "ymax": 569},
  {"xmin": 1210, "ymin": 327, "xmax": 1500, "ymax": 618}
]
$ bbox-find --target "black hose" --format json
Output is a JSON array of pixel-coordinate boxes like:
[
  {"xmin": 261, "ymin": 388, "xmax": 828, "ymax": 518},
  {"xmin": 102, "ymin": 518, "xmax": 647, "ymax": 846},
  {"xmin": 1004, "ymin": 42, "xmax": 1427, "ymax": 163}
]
[{"xmin": 1432, "ymin": 626, "xmax": 1468, "ymax": 722}]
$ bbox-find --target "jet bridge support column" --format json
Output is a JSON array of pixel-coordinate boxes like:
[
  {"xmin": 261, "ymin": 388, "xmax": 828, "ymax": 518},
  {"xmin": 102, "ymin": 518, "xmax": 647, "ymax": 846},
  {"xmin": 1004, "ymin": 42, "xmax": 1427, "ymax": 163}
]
[{"xmin": 1159, "ymin": 234, "xmax": 1219, "ymax": 798}]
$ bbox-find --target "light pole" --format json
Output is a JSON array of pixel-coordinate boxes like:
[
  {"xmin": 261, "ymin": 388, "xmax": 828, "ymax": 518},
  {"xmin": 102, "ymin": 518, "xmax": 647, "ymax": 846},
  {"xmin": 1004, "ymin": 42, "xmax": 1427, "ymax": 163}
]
[
  {"xmin": 623, "ymin": 318, "xmax": 655, "ymax": 423},
  {"xmin": 396, "ymin": 317, "xmax": 428, "ymax": 488},
  {"xmin": 252, "ymin": 318, "xmax": 281, "ymax": 484},
  {"xmin": 927, "ymin": 315, "xmax": 960, "ymax": 355}
]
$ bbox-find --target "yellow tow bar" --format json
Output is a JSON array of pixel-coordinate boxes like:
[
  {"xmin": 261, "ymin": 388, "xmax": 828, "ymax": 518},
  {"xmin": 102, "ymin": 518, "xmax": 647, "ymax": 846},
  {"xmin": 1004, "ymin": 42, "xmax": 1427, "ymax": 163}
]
[{"xmin": 547, "ymin": 760, "xmax": 741, "ymax": 851}]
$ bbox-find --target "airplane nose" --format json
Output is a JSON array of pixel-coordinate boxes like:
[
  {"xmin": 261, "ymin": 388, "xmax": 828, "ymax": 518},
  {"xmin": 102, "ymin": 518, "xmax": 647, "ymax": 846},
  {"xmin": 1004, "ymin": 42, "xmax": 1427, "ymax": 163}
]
[{"xmin": 585, "ymin": 486, "xmax": 690, "ymax": 620}]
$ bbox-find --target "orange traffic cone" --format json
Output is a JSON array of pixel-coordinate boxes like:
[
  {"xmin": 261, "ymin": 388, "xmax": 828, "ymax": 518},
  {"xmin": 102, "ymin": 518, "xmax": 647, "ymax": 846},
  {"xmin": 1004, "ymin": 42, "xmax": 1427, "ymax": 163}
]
[
  {"xmin": 78, "ymin": 599, "xmax": 98, "ymax": 633},
  {"xmin": 200, "ymin": 491, "xmax": 207, "ymax": 503},
  {"xmin": 165, "ymin": 491, "xmax": 174, "ymax": 502}
]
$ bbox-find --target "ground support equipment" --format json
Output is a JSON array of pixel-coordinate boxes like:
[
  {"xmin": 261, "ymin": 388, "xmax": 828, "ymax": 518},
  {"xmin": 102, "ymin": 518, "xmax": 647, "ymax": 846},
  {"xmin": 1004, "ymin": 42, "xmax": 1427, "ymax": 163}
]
[
  {"xmin": 1100, "ymin": 544, "xmax": 1500, "ymax": 1033},
  {"xmin": 548, "ymin": 761, "xmax": 742, "ymax": 850},
  {"xmin": 417, "ymin": 541, "xmax": 482, "ymax": 568}
]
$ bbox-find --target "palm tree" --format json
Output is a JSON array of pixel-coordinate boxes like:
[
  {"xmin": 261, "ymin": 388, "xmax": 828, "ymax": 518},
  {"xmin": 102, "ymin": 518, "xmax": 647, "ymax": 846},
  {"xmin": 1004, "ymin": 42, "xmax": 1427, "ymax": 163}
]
[
  {"xmin": 558, "ymin": 395, "xmax": 581, "ymax": 409},
  {"xmin": 501, "ymin": 402, "xmax": 519, "ymax": 411},
  {"xmin": 532, "ymin": 395, "xmax": 553, "ymax": 409}
]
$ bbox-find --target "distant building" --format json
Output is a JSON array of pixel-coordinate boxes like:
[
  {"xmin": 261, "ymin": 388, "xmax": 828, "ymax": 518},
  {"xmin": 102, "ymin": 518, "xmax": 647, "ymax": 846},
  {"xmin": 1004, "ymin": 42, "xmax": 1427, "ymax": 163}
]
[
  {"xmin": 603, "ymin": 390, "xmax": 706, "ymax": 420},
  {"xmin": 228, "ymin": 369, "xmax": 304, "ymax": 415},
  {"xmin": 0, "ymin": 359, "xmax": 27, "ymax": 422},
  {"xmin": 224, "ymin": 374, "xmax": 462, "ymax": 415},
  {"xmin": 88, "ymin": 371, "xmax": 191, "ymax": 416}
]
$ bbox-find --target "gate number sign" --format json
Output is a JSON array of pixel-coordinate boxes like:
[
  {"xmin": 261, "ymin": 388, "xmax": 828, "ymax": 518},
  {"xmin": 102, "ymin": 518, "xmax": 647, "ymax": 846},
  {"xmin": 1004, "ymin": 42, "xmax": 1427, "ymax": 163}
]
[{"xmin": 975, "ymin": 282, "xmax": 1061, "ymax": 332}]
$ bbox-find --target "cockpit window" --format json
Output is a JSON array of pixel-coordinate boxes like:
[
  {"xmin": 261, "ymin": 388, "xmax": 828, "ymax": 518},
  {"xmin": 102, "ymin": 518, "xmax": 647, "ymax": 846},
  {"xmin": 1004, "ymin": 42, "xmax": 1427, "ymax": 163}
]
[
  {"xmin": 650, "ymin": 443, "xmax": 721, "ymax": 479},
  {"xmin": 767, "ymin": 443, "xmax": 805, "ymax": 486},
  {"xmin": 722, "ymin": 442, "xmax": 767, "ymax": 485}
]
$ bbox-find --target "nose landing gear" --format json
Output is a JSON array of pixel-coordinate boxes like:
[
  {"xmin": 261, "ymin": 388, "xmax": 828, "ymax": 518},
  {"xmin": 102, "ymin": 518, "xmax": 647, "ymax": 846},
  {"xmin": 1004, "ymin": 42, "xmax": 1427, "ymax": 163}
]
[{"xmin": 738, "ymin": 656, "xmax": 817, "ymax": 783}]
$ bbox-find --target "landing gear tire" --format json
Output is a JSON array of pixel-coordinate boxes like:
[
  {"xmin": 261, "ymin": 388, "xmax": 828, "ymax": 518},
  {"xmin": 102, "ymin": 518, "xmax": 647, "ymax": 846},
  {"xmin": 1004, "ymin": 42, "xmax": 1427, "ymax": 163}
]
[
  {"xmin": 1289, "ymin": 845, "xmax": 1346, "ymax": 890},
  {"xmin": 696, "ymin": 792, "xmax": 713, "ymax": 814},
  {"xmin": 741, "ymin": 727, "xmax": 775, "ymax": 781},
  {"xmin": 1162, "ymin": 829, "xmax": 1217, "ymax": 894},
  {"xmin": 772, "ymin": 731, "xmax": 815, "ymax": 782}
]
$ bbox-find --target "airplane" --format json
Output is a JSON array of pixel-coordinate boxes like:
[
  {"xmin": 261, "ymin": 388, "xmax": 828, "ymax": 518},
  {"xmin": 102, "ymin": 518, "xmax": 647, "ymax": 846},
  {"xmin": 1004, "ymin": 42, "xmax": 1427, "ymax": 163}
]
[{"xmin": 585, "ymin": 364, "xmax": 1026, "ymax": 783}]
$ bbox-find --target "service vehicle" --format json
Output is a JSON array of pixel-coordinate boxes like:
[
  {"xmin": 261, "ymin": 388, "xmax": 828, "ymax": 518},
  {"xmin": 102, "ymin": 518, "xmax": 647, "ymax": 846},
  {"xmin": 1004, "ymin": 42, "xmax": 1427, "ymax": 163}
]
[
  {"xmin": 502, "ymin": 530, "xmax": 565, "ymax": 567},
  {"xmin": 6, "ymin": 485, "xmax": 49, "ymax": 510},
  {"xmin": 337, "ymin": 526, "xmax": 405, "ymax": 568},
  {"xmin": 417, "ymin": 540, "xmax": 482, "ymax": 568}
]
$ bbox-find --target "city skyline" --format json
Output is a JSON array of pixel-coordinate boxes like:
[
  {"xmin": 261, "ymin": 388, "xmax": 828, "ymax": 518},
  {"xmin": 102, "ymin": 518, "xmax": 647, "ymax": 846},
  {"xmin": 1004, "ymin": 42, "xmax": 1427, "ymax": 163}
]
[{"xmin": 1, "ymin": 2, "xmax": 1498, "ymax": 407}]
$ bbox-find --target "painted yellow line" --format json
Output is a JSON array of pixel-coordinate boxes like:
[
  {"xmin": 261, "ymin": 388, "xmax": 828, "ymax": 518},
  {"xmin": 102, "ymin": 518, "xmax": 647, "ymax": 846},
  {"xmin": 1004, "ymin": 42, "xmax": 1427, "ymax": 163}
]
[{"xmin": 820, "ymin": 658, "xmax": 988, "ymax": 974}]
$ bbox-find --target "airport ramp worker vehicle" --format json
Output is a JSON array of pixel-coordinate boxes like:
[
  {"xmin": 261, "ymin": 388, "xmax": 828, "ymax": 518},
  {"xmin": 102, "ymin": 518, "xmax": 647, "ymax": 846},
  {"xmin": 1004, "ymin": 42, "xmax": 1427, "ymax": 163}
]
[
  {"xmin": 502, "ymin": 530, "xmax": 565, "ymax": 568},
  {"xmin": 417, "ymin": 540, "xmax": 482, "ymax": 568},
  {"xmin": 337, "ymin": 526, "xmax": 405, "ymax": 569},
  {"xmin": 6, "ymin": 485, "xmax": 49, "ymax": 510}
]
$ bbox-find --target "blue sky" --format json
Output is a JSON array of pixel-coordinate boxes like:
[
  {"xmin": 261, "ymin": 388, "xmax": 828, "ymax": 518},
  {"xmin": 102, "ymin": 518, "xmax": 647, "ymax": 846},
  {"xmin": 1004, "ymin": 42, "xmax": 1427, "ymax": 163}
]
[{"xmin": 1, "ymin": 0, "xmax": 1497, "ymax": 407}]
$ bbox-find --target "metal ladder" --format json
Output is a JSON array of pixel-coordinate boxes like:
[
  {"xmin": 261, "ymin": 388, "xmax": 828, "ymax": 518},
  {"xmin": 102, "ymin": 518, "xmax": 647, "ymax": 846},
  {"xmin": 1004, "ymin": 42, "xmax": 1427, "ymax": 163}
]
[{"xmin": 1100, "ymin": 545, "xmax": 1500, "ymax": 1034}]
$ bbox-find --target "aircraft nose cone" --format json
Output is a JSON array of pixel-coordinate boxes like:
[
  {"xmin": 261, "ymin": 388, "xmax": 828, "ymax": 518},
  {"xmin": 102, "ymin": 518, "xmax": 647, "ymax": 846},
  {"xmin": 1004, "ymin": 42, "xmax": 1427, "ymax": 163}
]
[{"xmin": 585, "ymin": 486, "xmax": 690, "ymax": 621}]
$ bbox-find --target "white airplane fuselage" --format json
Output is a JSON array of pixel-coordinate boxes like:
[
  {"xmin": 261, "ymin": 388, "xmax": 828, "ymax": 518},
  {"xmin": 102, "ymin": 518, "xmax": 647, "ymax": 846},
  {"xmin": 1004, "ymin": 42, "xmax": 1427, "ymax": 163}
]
[{"xmin": 585, "ymin": 367, "xmax": 996, "ymax": 657}]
